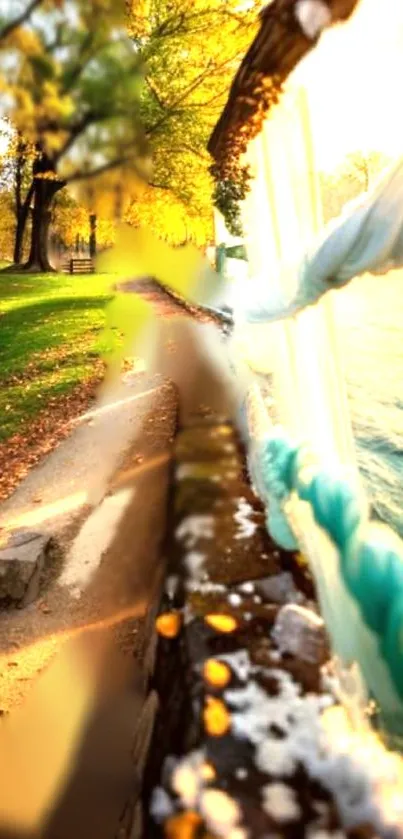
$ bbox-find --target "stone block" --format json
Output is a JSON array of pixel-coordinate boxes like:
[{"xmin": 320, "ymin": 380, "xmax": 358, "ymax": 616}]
[
  {"xmin": 272, "ymin": 603, "xmax": 330, "ymax": 665},
  {"xmin": 0, "ymin": 530, "xmax": 53, "ymax": 607}
]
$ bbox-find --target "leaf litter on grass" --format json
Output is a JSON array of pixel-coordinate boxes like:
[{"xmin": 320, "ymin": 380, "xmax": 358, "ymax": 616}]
[{"xmin": 0, "ymin": 272, "xmax": 116, "ymax": 498}]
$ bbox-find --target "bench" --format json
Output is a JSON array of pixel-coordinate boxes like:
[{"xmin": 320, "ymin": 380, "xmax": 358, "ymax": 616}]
[{"xmin": 63, "ymin": 258, "xmax": 94, "ymax": 274}]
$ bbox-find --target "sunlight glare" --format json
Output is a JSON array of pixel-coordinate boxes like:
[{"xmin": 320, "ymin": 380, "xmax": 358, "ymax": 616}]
[
  {"xmin": 3, "ymin": 491, "xmax": 88, "ymax": 532},
  {"xmin": 293, "ymin": 0, "xmax": 403, "ymax": 170}
]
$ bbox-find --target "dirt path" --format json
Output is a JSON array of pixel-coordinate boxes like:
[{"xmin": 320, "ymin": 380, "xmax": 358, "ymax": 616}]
[
  {"xmin": 0, "ymin": 280, "xmax": 192, "ymax": 708},
  {"xmin": 0, "ymin": 276, "xmax": 234, "ymax": 710},
  {"xmin": 0, "ymin": 376, "xmax": 177, "ymax": 708},
  {"xmin": 0, "ymin": 279, "xmax": 239, "ymax": 839}
]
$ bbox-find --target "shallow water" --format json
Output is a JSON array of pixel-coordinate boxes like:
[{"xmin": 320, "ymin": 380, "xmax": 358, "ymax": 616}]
[{"xmin": 335, "ymin": 271, "xmax": 403, "ymax": 536}]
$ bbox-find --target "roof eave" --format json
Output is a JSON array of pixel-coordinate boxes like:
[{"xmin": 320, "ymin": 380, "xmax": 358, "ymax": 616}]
[{"xmin": 208, "ymin": 0, "xmax": 361, "ymax": 175}]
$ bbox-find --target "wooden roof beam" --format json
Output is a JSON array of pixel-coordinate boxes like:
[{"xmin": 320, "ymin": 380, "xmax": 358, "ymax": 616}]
[{"xmin": 208, "ymin": 0, "xmax": 361, "ymax": 173}]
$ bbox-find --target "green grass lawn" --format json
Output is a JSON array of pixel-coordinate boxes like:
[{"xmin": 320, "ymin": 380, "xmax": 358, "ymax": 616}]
[{"xmin": 0, "ymin": 272, "xmax": 116, "ymax": 442}]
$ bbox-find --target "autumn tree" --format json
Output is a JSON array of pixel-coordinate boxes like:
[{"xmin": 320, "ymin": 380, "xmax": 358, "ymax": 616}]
[
  {"xmin": 0, "ymin": 193, "xmax": 15, "ymax": 261},
  {"xmin": 1, "ymin": 135, "xmax": 37, "ymax": 264},
  {"xmin": 76, "ymin": 0, "xmax": 261, "ymax": 248},
  {"xmin": 51, "ymin": 188, "xmax": 115, "ymax": 256},
  {"xmin": 125, "ymin": 0, "xmax": 260, "ymax": 243},
  {"xmin": 2, "ymin": 0, "xmax": 260, "ymax": 270},
  {"xmin": 0, "ymin": 121, "xmax": 37, "ymax": 263},
  {"xmin": 2, "ymin": 0, "xmax": 145, "ymax": 271},
  {"xmin": 0, "ymin": 0, "xmax": 44, "ymax": 44}
]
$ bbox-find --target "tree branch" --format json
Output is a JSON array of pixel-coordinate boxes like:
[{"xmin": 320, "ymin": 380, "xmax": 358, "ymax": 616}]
[
  {"xmin": 144, "ymin": 75, "xmax": 166, "ymax": 111},
  {"xmin": 64, "ymin": 155, "xmax": 134, "ymax": 184},
  {"xmin": 61, "ymin": 31, "xmax": 97, "ymax": 93},
  {"xmin": 146, "ymin": 54, "xmax": 241, "ymax": 137},
  {"xmin": 143, "ymin": 6, "xmax": 249, "ymax": 47},
  {"xmin": 0, "ymin": 0, "xmax": 42, "ymax": 42},
  {"xmin": 174, "ymin": 143, "xmax": 209, "ymax": 161},
  {"xmin": 54, "ymin": 112, "xmax": 99, "ymax": 163},
  {"xmin": 208, "ymin": 0, "xmax": 361, "ymax": 168},
  {"xmin": 16, "ymin": 179, "xmax": 36, "ymax": 222},
  {"xmin": 54, "ymin": 109, "xmax": 129, "ymax": 163},
  {"xmin": 61, "ymin": 33, "xmax": 113, "ymax": 95}
]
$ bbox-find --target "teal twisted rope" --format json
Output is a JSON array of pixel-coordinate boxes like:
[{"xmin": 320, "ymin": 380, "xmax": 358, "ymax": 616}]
[
  {"xmin": 248, "ymin": 430, "xmax": 299, "ymax": 551},
  {"xmin": 254, "ymin": 431, "xmax": 403, "ymax": 704},
  {"xmin": 239, "ymin": 158, "xmax": 403, "ymax": 326}
]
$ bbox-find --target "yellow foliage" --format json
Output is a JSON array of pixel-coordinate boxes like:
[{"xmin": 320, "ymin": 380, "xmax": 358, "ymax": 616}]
[
  {"xmin": 102, "ymin": 291, "xmax": 153, "ymax": 384},
  {"xmin": 126, "ymin": 0, "xmax": 261, "ymax": 242},
  {"xmin": 98, "ymin": 223, "xmax": 204, "ymax": 299},
  {"xmin": 95, "ymin": 216, "xmax": 215, "ymax": 386},
  {"xmin": 51, "ymin": 191, "xmax": 116, "ymax": 250},
  {"xmin": 68, "ymin": 166, "xmax": 144, "ymax": 221},
  {"xmin": 52, "ymin": 198, "xmax": 88, "ymax": 249},
  {"xmin": 96, "ymin": 218, "xmax": 116, "ymax": 249},
  {"xmin": 126, "ymin": 186, "xmax": 213, "ymax": 246},
  {"xmin": 6, "ymin": 27, "xmax": 42, "ymax": 58},
  {"xmin": 0, "ymin": 194, "xmax": 15, "ymax": 261},
  {"xmin": 1, "ymin": 0, "xmax": 261, "ymax": 264},
  {"xmin": 41, "ymin": 81, "xmax": 74, "ymax": 123}
]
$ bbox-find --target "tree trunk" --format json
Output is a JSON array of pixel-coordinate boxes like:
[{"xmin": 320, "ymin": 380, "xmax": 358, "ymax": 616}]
[
  {"xmin": 12, "ymin": 137, "xmax": 34, "ymax": 267},
  {"xmin": 13, "ymin": 189, "xmax": 34, "ymax": 266},
  {"xmin": 89, "ymin": 213, "xmax": 97, "ymax": 259},
  {"xmin": 25, "ymin": 176, "xmax": 64, "ymax": 272},
  {"xmin": 13, "ymin": 213, "xmax": 26, "ymax": 265}
]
